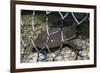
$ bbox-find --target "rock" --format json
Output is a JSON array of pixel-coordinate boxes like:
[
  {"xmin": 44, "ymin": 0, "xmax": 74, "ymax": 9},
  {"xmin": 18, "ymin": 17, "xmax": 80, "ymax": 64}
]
[
  {"xmin": 55, "ymin": 56, "xmax": 63, "ymax": 61},
  {"xmin": 82, "ymin": 45, "xmax": 87, "ymax": 49},
  {"xmin": 65, "ymin": 49, "xmax": 72, "ymax": 54},
  {"xmin": 81, "ymin": 50, "xmax": 88, "ymax": 56},
  {"xmin": 82, "ymin": 40, "xmax": 86, "ymax": 45},
  {"xmin": 77, "ymin": 56, "xmax": 83, "ymax": 60},
  {"xmin": 21, "ymin": 48, "xmax": 24, "ymax": 54},
  {"xmin": 48, "ymin": 53, "xmax": 56, "ymax": 61},
  {"xmin": 27, "ymin": 53, "xmax": 38, "ymax": 63}
]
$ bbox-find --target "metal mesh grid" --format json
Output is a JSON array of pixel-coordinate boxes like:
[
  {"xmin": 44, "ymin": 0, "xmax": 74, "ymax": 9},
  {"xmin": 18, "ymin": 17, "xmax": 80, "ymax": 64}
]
[{"xmin": 21, "ymin": 11, "xmax": 89, "ymax": 63}]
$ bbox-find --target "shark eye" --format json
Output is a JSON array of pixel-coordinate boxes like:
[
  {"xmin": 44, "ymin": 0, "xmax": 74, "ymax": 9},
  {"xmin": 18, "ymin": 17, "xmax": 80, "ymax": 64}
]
[{"xmin": 51, "ymin": 40, "xmax": 54, "ymax": 42}]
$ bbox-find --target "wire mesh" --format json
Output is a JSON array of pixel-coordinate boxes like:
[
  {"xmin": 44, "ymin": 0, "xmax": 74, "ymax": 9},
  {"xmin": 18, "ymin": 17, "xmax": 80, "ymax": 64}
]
[{"xmin": 21, "ymin": 10, "xmax": 89, "ymax": 63}]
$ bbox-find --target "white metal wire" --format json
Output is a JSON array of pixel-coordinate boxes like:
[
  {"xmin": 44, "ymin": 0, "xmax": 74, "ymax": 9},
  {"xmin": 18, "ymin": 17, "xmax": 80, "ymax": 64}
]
[
  {"xmin": 32, "ymin": 11, "xmax": 35, "ymax": 31},
  {"xmin": 21, "ymin": 37, "xmax": 26, "ymax": 47},
  {"xmin": 71, "ymin": 12, "xmax": 88, "ymax": 25},
  {"xmin": 59, "ymin": 12, "xmax": 69, "ymax": 20}
]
